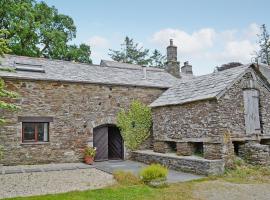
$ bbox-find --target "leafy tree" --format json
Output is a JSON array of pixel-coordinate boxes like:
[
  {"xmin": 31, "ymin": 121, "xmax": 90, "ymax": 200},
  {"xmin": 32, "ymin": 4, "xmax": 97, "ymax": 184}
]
[
  {"xmin": 215, "ymin": 62, "xmax": 243, "ymax": 72},
  {"xmin": 0, "ymin": 30, "xmax": 11, "ymax": 56},
  {"xmin": 116, "ymin": 100, "xmax": 152, "ymax": 150},
  {"xmin": 257, "ymin": 24, "xmax": 270, "ymax": 65},
  {"xmin": 64, "ymin": 44, "xmax": 92, "ymax": 64},
  {"xmin": 109, "ymin": 36, "xmax": 166, "ymax": 68},
  {"xmin": 150, "ymin": 49, "xmax": 166, "ymax": 68},
  {"xmin": 0, "ymin": 29, "xmax": 20, "ymax": 125},
  {"xmin": 0, "ymin": 0, "xmax": 92, "ymax": 63},
  {"xmin": 109, "ymin": 36, "xmax": 152, "ymax": 66}
]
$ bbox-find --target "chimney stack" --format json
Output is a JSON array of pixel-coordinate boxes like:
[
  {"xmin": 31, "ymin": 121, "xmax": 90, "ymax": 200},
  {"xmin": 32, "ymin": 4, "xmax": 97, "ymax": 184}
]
[
  {"xmin": 165, "ymin": 39, "xmax": 180, "ymax": 78},
  {"xmin": 181, "ymin": 61, "xmax": 193, "ymax": 76}
]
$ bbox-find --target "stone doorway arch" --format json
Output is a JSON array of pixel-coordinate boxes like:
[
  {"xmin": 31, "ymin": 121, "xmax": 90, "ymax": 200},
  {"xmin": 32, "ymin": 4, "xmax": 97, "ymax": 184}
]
[{"xmin": 93, "ymin": 124, "xmax": 124, "ymax": 161}]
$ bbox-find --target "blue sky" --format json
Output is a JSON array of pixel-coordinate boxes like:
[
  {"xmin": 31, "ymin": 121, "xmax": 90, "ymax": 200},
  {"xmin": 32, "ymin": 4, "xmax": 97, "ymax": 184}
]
[{"xmin": 42, "ymin": 0, "xmax": 270, "ymax": 75}]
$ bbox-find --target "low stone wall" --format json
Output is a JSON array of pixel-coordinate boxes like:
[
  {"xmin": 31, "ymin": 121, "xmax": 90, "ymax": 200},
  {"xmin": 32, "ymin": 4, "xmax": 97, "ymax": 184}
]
[
  {"xmin": 239, "ymin": 141, "xmax": 270, "ymax": 165},
  {"xmin": 131, "ymin": 150, "xmax": 224, "ymax": 175}
]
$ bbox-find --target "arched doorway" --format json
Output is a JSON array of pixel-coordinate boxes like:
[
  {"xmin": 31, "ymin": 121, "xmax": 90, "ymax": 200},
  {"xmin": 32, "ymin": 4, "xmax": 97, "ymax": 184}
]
[{"xmin": 93, "ymin": 124, "xmax": 124, "ymax": 161}]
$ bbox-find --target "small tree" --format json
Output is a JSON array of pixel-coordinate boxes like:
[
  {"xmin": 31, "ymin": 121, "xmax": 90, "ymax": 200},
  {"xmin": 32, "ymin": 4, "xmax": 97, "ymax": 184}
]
[
  {"xmin": 116, "ymin": 100, "xmax": 152, "ymax": 150},
  {"xmin": 257, "ymin": 24, "xmax": 270, "ymax": 65},
  {"xmin": 150, "ymin": 49, "xmax": 166, "ymax": 68},
  {"xmin": 109, "ymin": 36, "xmax": 151, "ymax": 66}
]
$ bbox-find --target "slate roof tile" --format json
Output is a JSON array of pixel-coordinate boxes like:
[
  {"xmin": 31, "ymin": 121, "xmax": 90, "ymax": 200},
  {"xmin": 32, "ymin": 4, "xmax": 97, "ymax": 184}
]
[
  {"xmin": 150, "ymin": 65, "xmax": 250, "ymax": 107},
  {"xmin": 0, "ymin": 55, "xmax": 178, "ymax": 88}
]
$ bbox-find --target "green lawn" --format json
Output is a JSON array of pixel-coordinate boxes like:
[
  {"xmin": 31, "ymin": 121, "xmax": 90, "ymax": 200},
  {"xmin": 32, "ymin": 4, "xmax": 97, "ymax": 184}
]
[
  {"xmin": 4, "ymin": 183, "xmax": 196, "ymax": 200},
  {"xmin": 5, "ymin": 161, "xmax": 270, "ymax": 200}
]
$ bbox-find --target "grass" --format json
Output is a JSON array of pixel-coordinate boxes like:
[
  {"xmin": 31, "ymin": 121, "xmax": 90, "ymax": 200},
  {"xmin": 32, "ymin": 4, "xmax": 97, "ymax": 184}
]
[
  {"xmin": 113, "ymin": 170, "xmax": 142, "ymax": 185},
  {"xmin": 4, "ymin": 160, "xmax": 270, "ymax": 200},
  {"xmin": 222, "ymin": 165, "xmax": 270, "ymax": 184},
  {"xmin": 4, "ymin": 183, "xmax": 197, "ymax": 200}
]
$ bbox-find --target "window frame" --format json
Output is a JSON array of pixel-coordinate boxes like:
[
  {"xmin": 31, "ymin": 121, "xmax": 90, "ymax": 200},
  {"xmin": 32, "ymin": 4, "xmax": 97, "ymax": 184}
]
[
  {"xmin": 22, "ymin": 122, "xmax": 50, "ymax": 143},
  {"xmin": 18, "ymin": 116, "xmax": 53, "ymax": 144}
]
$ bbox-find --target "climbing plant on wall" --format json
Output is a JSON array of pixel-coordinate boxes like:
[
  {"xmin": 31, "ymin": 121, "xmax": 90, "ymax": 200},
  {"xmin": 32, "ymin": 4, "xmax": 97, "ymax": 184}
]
[{"xmin": 116, "ymin": 100, "xmax": 152, "ymax": 150}]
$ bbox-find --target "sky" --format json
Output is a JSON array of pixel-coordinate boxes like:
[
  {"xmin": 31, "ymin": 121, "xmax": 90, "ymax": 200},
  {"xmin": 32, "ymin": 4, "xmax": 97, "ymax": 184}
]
[{"xmin": 42, "ymin": 0, "xmax": 270, "ymax": 75}]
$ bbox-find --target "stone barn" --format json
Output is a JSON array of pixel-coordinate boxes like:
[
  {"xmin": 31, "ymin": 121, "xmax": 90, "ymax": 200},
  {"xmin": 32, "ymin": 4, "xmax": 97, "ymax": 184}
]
[
  {"xmin": 149, "ymin": 64, "xmax": 270, "ymax": 166},
  {"xmin": 1, "ymin": 39, "xmax": 270, "ymax": 175},
  {"xmin": 0, "ymin": 54, "xmax": 178, "ymax": 165}
]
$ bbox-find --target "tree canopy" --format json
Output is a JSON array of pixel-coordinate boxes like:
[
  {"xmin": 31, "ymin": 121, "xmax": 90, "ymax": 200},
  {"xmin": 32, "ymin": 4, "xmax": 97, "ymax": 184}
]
[
  {"xmin": 0, "ymin": 0, "xmax": 92, "ymax": 63},
  {"xmin": 109, "ymin": 36, "xmax": 165, "ymax": 68},
  {"xmin": 215, "ymin": 62, "xmax": 243, "ymax": 72},
  {"xmin": 0, "ymin": 29, "xmax": 20, "ymax": 125},
  {"xmin": 257, "ymin": 24, "xmax": 270, "ymax": 65}
]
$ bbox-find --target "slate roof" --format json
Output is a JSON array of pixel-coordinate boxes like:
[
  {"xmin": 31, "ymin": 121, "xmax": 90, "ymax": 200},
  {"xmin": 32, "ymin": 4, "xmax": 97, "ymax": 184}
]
[
  {"xmin": 0, "ymin": 55, "xmax": 178, "ymax": 88},
  {"xmin": 150, "ymin": 65, "xmax": 251, "ymax": 107},
  {"xmin": 258, "ymin": 64, "xmax": 270, "ymax": 83}
]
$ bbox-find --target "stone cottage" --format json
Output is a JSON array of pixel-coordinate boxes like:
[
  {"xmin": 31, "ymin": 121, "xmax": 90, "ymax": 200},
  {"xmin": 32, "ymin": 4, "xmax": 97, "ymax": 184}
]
[
  {"xmin": 150, "ymin": 63, "xmax": 270, "ymax": 166},
  {"xmin": 0, "ymin": 51, "xmax": 178, "ymax": 165},
  {"xmin": 1, "ymin": 40, "xmax": 270, "ymax": 173}
]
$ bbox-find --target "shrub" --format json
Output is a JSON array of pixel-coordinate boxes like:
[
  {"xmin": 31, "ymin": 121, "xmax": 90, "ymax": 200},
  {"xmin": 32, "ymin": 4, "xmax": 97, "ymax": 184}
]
[
  {"xmin": 139, "ymin": 164, "xmax": 168, "ymax": 184},
  {"xmin": 84, "ymin": 146, "xmax": 96, "ymax": 157},
  {"xmin": 113, "ymin": 170, "xmax": 141, "ymax": 185},
  {"xmin": 116, "ymin": 100, "xmax": 152, "ymax": 150}
]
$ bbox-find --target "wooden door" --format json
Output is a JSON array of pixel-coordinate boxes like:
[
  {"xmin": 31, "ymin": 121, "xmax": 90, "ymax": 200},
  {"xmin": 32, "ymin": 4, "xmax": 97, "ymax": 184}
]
[
  {"xmin": 93, "ymin": 126, "xmax": 108, "ymax": 161},
  {"xmin": 243, "ymin": 89, "xmax": 261, "ymax": 134},
  {"xmin": 108, "ymin": 126, "xmax": 123, "ymax": 160}
]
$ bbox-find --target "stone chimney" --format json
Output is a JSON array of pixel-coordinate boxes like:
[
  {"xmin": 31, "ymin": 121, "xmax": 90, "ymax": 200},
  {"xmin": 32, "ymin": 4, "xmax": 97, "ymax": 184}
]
[
  {"xmin": 181, "ymin": 61, "xmax": 193, "ymax": 76},
  {"xmin": 165, "ymin": 39, "xmax": 180, "ymax": 78}
]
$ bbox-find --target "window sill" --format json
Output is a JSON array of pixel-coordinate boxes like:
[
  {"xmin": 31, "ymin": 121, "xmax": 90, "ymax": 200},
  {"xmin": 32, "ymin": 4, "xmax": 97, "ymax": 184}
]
[{"xmin": 20, "ymin": 142, "xmax": 50, "ymax": 146}]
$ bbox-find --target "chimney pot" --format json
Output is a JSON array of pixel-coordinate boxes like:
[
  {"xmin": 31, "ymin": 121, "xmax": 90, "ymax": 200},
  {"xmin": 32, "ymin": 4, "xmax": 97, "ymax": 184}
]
[
  {"xmin": 170, "ymin": 39, "xmax": 173, "ymax": 46},
  {"xmin": 181, "ymin": 61, "xmax": 193, "ymax": 76}
]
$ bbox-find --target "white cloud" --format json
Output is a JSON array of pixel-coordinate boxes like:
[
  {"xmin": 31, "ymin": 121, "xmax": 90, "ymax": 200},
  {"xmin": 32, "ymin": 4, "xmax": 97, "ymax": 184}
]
[
  {"xmin": 151, "ymin": 28, "xmax": 216, "ymax": 54},
  {"xmin": 212, "ymin": 40, "xmax": 259, "ymax": 63},
  {"xmin": 150, "ymin": 23, "xmax": 260, "ymax": 74},
  {"xmin": 244, "ymin": 23, "xmax": 260, "ymax": 39},
  {"xmin": 87, "ymin": 36, "xmax": 110, "ymax": 64},
  {"xmin": 88, "ymin": 36, "xmax": 109, "ymax": 48}
]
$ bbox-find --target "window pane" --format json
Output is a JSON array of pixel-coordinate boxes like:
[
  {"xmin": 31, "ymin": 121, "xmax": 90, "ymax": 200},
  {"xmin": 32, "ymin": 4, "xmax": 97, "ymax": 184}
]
[
  {"xmin": 44, "ymin": 123, "xmax": 48, "ymax": 142},
  {"xmin": 23, "ymin": 123, "xmax": 35, "ymax": 142},
  {"xmin": 22, "ymin": 122, "xmax": 49, "ymax": 143},
  {"xmin": 37, "ymin": 123, "xmax": 49, "ymax": 142},
  {"xmin": 37, "ymin": 123, "xmax": 44, "ymax": 141}
]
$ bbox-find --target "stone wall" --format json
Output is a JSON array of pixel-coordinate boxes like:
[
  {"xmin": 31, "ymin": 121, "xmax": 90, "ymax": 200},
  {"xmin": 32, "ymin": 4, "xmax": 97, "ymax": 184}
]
[
  {"xmin": 0, "ymin": 79, "xmax": 164, "ymax": 165},
  {"xmin": 132, "ymin": 150, "xmax": 225, "ymax": 175},
  {"xmin": 238, "ymin": 141, "xmax": 270, "ymax": 165},
  {"xmin": 217, "ymin": 72, "xmax": 270, "ymax": 137},
  {"xmin": 258, "ymin": 78, "xmax": 270, "ymax": 135},
  {"xmin": 152, "ymin": 99, "xmax": 220, "ymax": 142}
]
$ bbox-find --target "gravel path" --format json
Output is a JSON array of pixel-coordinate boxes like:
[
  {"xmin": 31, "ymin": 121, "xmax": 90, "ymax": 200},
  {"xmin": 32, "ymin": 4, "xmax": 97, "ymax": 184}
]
[
  {"xmin": 0, "ymin": 168, "xmax": 115, "ymax": 199},
  {"xmin": 194, "ymin": 180, "xmax": 270, "ymax": 200}
]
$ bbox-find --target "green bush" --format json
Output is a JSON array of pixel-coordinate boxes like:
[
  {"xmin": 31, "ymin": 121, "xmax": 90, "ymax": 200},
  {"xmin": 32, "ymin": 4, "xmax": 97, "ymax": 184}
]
[
  {"xmin": 140, "ymin": 164, "xmax": 168, "ymax": 184},
  {"xmin": 116, "ymin": 100, "xmax": 152, "ymax": 150},
  {"xmin": 113, "ymin": 170, "xmax": 142, "ymax": 185}
]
